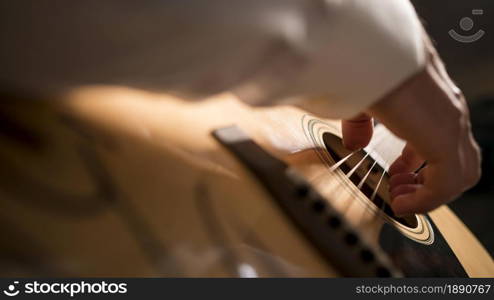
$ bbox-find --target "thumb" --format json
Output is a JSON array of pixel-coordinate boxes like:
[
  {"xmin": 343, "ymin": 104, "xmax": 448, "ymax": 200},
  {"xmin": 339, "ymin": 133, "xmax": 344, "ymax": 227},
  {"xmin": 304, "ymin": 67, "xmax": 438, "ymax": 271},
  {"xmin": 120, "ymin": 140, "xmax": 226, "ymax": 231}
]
[{"xmin": 341, "ymin": 113, "xmax": 373, "ymax": 151}]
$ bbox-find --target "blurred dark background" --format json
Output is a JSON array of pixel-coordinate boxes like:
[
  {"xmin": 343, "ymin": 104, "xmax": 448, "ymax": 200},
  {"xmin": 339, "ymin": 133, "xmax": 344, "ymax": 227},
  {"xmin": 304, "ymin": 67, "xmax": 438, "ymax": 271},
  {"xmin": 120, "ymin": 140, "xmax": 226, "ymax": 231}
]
[{"xmin": 412, "ymin": 0, "xmax": 494, "ymax": 256}]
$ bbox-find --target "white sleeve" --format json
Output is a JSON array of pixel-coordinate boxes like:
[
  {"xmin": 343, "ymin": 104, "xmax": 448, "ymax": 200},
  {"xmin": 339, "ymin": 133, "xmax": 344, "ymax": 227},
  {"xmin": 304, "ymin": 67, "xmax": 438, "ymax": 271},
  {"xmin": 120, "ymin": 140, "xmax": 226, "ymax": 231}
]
[
  {"xmin": 233, "ymin": 0, "xmax": 427, "ymax": 118},
  {"xmin": 0, "ymin": 0, "xmax": 425, "ymax": 119}
]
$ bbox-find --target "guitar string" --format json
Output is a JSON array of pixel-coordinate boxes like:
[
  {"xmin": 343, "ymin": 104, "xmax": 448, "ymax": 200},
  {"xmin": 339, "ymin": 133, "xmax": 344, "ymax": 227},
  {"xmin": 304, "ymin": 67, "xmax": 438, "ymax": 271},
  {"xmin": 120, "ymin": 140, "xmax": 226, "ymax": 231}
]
[
  {"xmin": 359, "ymin": 132, "xmax": 389, "ymax": 211},
  {"xmin": 346, "ymin": 152, "xmax": 370, "ymax": 178},
  {"xmin": 328, "ymin": 126, "xmax": 387, "ymax": 175},
  {"xmin": 307, "ymin": 131, "xmax": 386, "ymax": 208},
  {"xmin": 368, "ymin": 133, "xmax": 393, "ymax": 206},
  {"xmin": 332, "ymin": 128, "xmax": 397, "ymax": 213},
  {"xmin": 373, "ymin": 138, "xmax": 403, "ymax": 213},
  {"xmin": 344, "ymin": 132, "xmax": 394, "ymax": 216},
  {"xmin": 357, "ymin": 161, "xmax": 377, "ymax": 189},
  {"xmin": 328, "ymin": 151, "xmax": 357, "ymax": 172},
  {"xmin": 342, "ymin": 129, "xmax": 386, "ymax": 181},
  {"xmin": 309, "ymin": 126, "xmax": 403, "ymax": 216},
  {"xmin": 312, "ymin": 129, "xmax": 385, "ymax": 184}
]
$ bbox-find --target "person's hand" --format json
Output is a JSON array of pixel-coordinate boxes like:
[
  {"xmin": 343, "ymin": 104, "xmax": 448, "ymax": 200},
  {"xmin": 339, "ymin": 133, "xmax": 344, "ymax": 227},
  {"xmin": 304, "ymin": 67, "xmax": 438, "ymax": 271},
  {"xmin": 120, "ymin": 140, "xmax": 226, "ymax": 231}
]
[{"xmin": 342, "ymin": 38, "xmax": 481, "ymax": 216}]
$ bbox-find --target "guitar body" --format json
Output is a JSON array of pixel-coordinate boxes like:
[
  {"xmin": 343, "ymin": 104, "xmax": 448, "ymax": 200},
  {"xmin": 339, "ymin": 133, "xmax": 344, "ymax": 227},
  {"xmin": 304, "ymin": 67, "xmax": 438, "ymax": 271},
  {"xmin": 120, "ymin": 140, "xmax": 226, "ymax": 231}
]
[{"xmin": 0, "ymin": 87, "xmax": 492, "ymax": 277}]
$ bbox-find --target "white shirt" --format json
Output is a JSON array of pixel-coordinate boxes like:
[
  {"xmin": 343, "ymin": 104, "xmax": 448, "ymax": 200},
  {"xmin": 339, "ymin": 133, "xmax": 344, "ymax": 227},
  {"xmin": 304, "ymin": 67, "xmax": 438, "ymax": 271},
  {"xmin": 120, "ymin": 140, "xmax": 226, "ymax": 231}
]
[{"xmin": 0, "ymin": 0, "xmax": 425, "ymax": 118}]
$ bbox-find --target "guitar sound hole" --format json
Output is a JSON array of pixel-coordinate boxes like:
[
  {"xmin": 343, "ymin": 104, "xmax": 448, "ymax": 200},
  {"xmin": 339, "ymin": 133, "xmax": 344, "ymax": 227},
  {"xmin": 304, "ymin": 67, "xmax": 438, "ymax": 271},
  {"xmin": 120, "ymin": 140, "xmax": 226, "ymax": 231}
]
[{"xmin": 322, "ymin": 133, "xmax": 418, "ymax": 229}]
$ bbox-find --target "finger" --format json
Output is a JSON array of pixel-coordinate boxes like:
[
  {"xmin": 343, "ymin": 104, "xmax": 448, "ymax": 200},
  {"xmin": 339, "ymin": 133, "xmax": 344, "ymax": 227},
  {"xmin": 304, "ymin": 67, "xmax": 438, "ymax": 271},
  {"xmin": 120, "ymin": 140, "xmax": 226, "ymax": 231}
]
[
  {"xmin": 390, "ymin": 184, "xmax": 420, "ymax": 200},
  {"xmin": 391, "ymin": 186, "xmax": 445, "ymax": 216},
  {"xmin": 391, "ymin": 166, "xmax": 455, "ymax": 215},
  {"xmin": 389, "ymin": 173, "xmax": 417, "ymax": 190},
  {"xmin": 416, "ymin": 170, "xmax": 425, "ymax": 184},
  {"xmin": 341, "ymin": 113, "xmax": 373, "ymax": 151},
  {"xmin": 369, "ymin": 59, "xmax": 477, "ymax": 214},
  {"xmin": 389, "ymin": 143, "xmax": 425, "ymax": 176}
]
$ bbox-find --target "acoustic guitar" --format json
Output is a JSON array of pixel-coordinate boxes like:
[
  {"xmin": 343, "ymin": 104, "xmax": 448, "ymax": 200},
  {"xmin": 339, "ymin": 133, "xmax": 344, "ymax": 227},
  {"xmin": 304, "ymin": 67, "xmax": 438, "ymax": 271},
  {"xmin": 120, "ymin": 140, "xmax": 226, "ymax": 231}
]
[{"xmin": 1, "ymin": 87, "xmax": 493, "ymax": 277}]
